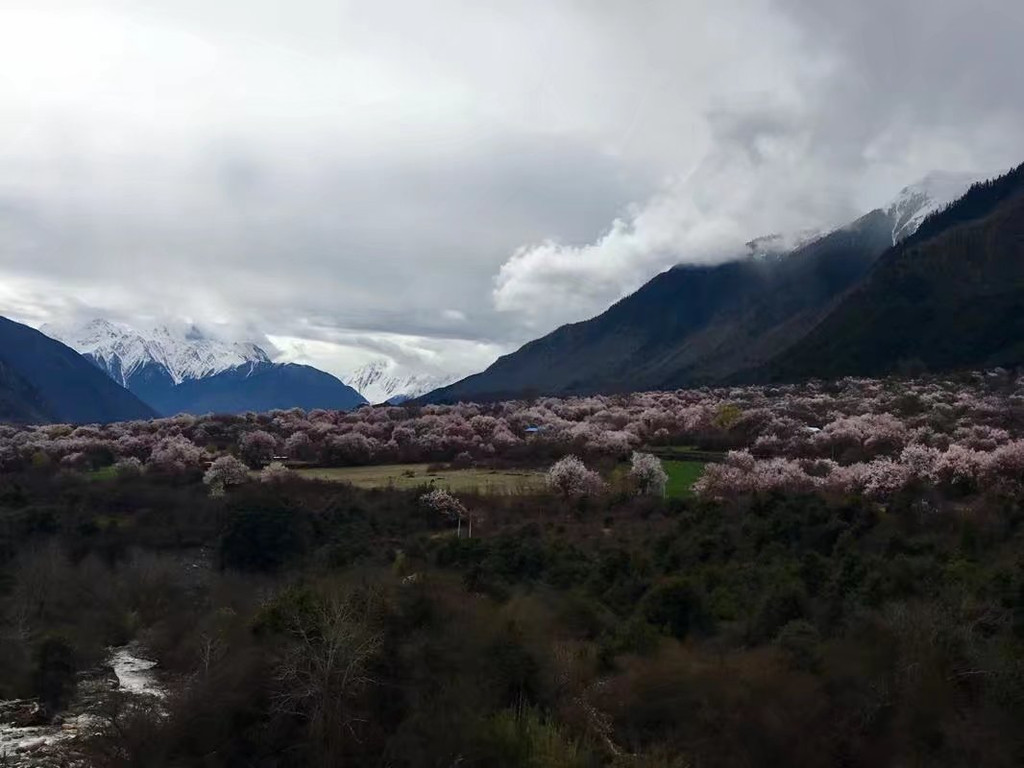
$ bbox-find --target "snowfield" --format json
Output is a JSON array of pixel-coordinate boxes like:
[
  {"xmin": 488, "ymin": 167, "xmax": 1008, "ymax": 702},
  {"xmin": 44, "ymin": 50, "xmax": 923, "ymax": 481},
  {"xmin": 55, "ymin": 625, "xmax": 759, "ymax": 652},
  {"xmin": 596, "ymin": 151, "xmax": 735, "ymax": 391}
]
[{"xmin": 41, "ymin": 319, "xmax": 271, "ymax": 385}]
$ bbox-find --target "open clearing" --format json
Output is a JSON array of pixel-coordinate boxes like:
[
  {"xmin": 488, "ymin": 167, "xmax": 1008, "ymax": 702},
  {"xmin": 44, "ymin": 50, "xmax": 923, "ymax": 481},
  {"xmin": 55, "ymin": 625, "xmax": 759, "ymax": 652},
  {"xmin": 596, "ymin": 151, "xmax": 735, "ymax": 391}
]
[
  {"xmin": 662, "ymin": 459, "xmax": 706, "ymax": 499},
  {"xmin": 295, "ymin": 463, "xmax": 545, "ymax": 494}
]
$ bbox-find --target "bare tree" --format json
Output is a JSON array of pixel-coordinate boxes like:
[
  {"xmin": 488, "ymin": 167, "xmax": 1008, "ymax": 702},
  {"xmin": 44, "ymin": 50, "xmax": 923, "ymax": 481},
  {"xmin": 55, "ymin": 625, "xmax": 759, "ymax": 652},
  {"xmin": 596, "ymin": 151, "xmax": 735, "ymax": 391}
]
[{"xmin": 272, "ymin": 593, "xmax": 382, "ymax": 762}]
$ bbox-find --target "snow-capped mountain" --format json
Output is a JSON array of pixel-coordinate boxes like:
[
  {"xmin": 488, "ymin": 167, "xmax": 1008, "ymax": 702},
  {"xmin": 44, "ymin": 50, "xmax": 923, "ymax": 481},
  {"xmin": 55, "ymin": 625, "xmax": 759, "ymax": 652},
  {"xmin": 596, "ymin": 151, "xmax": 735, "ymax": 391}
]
[
  {"xmin": 745, "ymin": 228, "xmax": 828, "ymax": 260},
  {"xmin": 41, "ymin": 319, "xmax": 270, "ymax": 386},
  {"xmin": 739, "ymin": 171, "xmax": 983, "ymax": 262},
  {"xmin": 884, "ymin": 171, "xmax": 984, "ymax": 244},
  {"xmin": 40, "ymin": 319, "xmax": 366, "ymax": 416},
  {"xmin": 346, "ymin": 360, "xmax": 457, "ymax": 405}
]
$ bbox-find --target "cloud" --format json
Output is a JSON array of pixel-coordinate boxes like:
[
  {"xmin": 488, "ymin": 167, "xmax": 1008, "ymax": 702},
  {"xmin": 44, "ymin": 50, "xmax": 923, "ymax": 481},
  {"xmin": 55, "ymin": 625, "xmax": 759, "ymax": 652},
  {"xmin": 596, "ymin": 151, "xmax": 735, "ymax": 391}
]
[
  {"xmin": 491, "ymin": 0, "xmax": 1024, "ymax": 332},
  {"xmin": 492, "ymin": 98, "xmax": 862, "ymax": 329},
  {"xmin": 267, "ymin": 330, "xmax": 507, "ymax": 383},
  {"xmin": 0, "ymin": 0, "xmax": 1022, "ymax": 378}
]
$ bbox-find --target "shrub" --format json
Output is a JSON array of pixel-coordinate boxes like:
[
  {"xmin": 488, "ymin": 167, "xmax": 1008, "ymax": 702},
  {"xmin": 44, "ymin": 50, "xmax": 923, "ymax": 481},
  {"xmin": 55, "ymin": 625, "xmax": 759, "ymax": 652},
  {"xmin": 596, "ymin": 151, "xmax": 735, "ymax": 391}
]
[
  {"xmin": 751, "ymin": 582, "xmax": 809, "ymax": 643},
  {"xmin": 639, "ymin": 578, "xmax": 712, "ymax": 640},
  {"xmin": 774, "ymin": 619, "xmax": 821, "ymax": 670},
  {"xmin": 32, "ymin": 634, "xmax": 77, "ymax": 713},
  {"xmin": 148, "ymin": 436, "xmax": 204, "ymax": 475},
  {"xmin": 547, "ymin": 456, "xmax": 604, "ymax": 499},
  {"xmin": 471, "ymin": 708, "xmax": 590, "ymax": 768},
  {"xmin": 239, "ymin": 430, "xmax": 277, "ymax": 468},
  {"xmin": 259, "ymin": 461, "xmax": 293, "ymax": 483},
  {"xmin": 630, "ymin": 452, "xmax": 668, "ymax": 496},
  {"xmin": 420, "ymin": 488, "xmax": 467, "ymax": 522},
  {"xmin": 219, "ymin": 504, "xmax": 311, "ymax": 572},
  {"xmin": 114, "ymin": 456, "xmax": 144, "ymax": 479},
  {"xmin": 203, "ymin": 455, "xmax": 250, "ymax": 490}
]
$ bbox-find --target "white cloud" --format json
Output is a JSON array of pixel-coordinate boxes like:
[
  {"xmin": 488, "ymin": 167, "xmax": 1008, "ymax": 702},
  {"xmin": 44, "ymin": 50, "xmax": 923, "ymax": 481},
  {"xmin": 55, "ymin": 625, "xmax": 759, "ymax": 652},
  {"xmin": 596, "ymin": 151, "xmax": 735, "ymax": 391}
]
[
  {"xmin": 492, "ymin": 102, "xmax": 858, "ymax": 330},
  {"xmin": 267, "ymin": 331, "xmax": 507, "ymax": 382},
  {"xmin": 490, "ymin": 0, "xmax": 1024, "ymax": 333},
  {"xmin": 0, "ymin": 0, "xmax": 1022, "ymax": 380}
]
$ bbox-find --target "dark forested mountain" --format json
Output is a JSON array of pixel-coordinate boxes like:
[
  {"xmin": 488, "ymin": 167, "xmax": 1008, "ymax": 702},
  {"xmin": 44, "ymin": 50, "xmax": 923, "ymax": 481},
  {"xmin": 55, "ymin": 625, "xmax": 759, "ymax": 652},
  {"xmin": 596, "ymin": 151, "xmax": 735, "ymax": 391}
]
[
  {"xmin": 0, "ymin": 359, "xmax": 51, "ymax": 425},
  {"xmin": 0, "ymin": 317, "xmax": 157, "ymax": 424},
  {"xmin": 426, "ymin": 210, "xmax": 895, "ymax": 401},
  {"xmin": 149, "ymin": 361, "xmax": 368, "ymax": 415},
  {"xmin": 425, "ymin": 168, "xmax": 1021, "ymax": 402},
  {"xmin": 42, "ymin": 320, "xmax": 366, "ymax": 416},
  {"xmin": 768, "ymin": 163, "xmax": 1024, "ymax": 380}
]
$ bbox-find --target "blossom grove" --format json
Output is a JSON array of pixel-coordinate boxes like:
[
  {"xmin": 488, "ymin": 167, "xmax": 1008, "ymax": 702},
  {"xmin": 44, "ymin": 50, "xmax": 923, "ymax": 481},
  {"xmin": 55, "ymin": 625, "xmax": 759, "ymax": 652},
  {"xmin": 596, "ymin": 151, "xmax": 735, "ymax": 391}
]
[{"xmin": 6, "ymin": 369, "xmax": 1024, "ymax": 502}]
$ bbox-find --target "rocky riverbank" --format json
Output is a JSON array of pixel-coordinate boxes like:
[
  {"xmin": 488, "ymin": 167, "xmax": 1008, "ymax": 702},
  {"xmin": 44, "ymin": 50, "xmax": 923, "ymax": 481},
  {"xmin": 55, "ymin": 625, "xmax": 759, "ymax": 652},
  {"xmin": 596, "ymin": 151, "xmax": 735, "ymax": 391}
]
[{"xmin": 0, "ymin": 643, "xmax": 166, "ymax": 766}]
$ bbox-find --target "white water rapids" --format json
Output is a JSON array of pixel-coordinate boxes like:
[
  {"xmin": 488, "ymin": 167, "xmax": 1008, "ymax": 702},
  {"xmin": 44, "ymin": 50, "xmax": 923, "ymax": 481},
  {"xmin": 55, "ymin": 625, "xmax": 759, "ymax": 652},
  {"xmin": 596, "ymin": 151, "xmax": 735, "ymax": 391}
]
[{"xmin": 0, "ymin": 643, "xmax": 166, "ymax": 766}]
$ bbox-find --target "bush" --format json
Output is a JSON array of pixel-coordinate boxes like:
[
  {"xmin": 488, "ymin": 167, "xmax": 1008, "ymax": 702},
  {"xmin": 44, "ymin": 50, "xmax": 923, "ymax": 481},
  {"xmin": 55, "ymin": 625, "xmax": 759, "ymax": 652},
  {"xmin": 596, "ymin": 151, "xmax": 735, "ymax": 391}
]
[
  {"xmin": 639, "ymin": 578, "xmax": 712, "ymax": 640},
  {"xmin": 547, "ymin": 456, "xmax": 604, "ymax": 499},
  {"xmin": 471, "ymin": 708, "xmax": 591, "ymax": 768},
  {"xmin": 32, "ymin": 634, "xmax": 77, "ymax": 713},
  {"xmin": 420, "ymin": 488, "xmax": 467, "ymax": 523},
  {"xmin": 774, "ymin": 619, "xmax": 821, "ymax": 670},
  {"xmin": 203, "ymin": 455, "xmax": 250, "ymax": 490},
  {"xmin": 219, "ymin": 504, "xmax": 311, "ymax": 572},
  {"xmin": 259, "ymin": 461, "xmax": 293, "ymax": 483},
  {"xmin": 751, "ymin": 582, "xmax": 809, "ymax": 643},
  {"xmin": 114, "ymin": 457, "xmax": 143, "ymax": 479},
  {"xmin": 239, "ymin": 430, "xmax": 277, "ymax": 468},
  {"xmin": 630, "ymin": 452, "xmax": 669, "ymax": 496}
]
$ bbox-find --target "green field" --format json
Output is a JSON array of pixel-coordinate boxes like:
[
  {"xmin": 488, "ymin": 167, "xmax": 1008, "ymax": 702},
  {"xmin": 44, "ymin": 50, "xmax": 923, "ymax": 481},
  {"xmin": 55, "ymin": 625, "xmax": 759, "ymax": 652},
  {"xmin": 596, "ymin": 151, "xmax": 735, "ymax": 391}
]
[
  {"xmin": 662, "ymin": 459, "xmax": 706, "ymax": 498},
  {"xmin": 86, "ymin": 465, "xmax": 119, "ymax": 481},
  {"xmin": 295, "ymin": 463, "xmax": 545, "ymax": 495}
]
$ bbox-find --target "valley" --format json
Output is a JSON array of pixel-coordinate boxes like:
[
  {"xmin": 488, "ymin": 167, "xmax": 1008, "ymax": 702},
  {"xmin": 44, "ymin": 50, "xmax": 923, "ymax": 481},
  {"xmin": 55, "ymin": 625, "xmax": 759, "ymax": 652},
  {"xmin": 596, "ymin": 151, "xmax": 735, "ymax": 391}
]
[
  {"xmin": 1, "ymin": 2, "xmax": 1022, "ymax": 765},
  {"xmin": 293, "ymin": 463, "xmax": 546, "ymax": 494},
  {"xmin": 1, "ymin": 371, "xmax": 1024, "ymax": 764}
]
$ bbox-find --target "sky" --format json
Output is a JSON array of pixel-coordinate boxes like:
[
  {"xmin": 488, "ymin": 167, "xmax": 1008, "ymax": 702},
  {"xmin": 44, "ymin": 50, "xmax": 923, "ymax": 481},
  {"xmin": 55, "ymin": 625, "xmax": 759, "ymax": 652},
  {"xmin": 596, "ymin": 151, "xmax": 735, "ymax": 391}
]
[{"xmin": 0, "ymin": 0, "xmax": 1022, "ymax": 382}]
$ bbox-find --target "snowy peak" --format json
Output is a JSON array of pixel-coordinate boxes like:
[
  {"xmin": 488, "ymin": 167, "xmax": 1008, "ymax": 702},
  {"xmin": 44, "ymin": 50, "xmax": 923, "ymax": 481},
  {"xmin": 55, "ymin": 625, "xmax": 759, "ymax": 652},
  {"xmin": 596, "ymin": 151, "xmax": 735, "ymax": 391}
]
[
  {"xmin": 745, "ymin": 228, "xmax": 828, "ymax": 260},
  {"xmin": 741, "ymin": 170, "xmax": 986, "ymax": 262},
  {"xmin": 345, "ymin": 359, "xmax": 457, "ymax": 404},
  {"xmin": 41, "ymin": 319, "xmax": 271, "ymax": 385},
  {"xmin": 884, "ymin": 170, "xmax": 984, "ymax": 244}
]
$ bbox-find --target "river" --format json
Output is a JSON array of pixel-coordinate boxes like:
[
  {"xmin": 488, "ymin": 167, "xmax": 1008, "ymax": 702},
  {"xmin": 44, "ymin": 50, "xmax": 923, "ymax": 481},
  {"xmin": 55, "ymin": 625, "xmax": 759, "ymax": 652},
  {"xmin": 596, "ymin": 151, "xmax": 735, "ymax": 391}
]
[{"xmin": 0, "ymin": 643, "xmax": 166, "ymax": 766}]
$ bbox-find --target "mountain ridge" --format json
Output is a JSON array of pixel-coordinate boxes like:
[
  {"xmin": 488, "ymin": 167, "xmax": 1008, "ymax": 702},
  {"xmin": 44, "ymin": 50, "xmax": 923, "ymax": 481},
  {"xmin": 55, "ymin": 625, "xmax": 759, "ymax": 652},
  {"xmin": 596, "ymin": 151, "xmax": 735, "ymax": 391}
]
[
  {"xmin": 0, "ymin": 317, "xmax": 157, "ymax": 424},
  {"xmin": 764, "ymin": 162, "xmax": 1024, "ymax": 380},
  {"xmin": 422, "ymin": 169, "xmax": 993, "ymax": 402},
  {"xmin": 41, "ymin": 319, "xmax": 272, "ymax": 385},
  {"xmin": 345, "ymin": 359, "xmax": 457, "ymax": 404},
  {"xmin": 42, "ymin": 320, "xmax": 366, "ymax": 416}
]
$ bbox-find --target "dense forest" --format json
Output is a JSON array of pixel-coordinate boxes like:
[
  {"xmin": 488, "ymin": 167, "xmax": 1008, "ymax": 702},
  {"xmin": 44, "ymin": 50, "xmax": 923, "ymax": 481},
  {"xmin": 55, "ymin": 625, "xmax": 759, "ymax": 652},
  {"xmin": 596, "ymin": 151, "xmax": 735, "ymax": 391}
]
[{"xmin": 3, "ymin": 373, "xmax": 1024, "ymax": 765}]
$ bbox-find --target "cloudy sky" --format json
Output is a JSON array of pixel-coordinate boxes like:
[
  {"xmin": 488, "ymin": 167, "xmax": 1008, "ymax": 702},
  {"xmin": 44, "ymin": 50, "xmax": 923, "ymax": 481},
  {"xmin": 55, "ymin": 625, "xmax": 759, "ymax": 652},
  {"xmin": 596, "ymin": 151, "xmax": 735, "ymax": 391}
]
[{"xmin": 1, "ymin": 0, "xmax": 1022, "ymax": 381}]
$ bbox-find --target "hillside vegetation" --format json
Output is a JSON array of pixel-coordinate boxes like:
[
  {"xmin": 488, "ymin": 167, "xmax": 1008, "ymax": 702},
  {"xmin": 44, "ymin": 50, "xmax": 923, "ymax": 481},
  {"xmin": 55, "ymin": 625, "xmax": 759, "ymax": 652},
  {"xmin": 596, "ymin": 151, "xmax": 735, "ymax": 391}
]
[
  {"xmin": 770, "ymin": 164, "xmax": 1024, "ymax": 379},
  {"xmin": 3, "ymin": 373, "xmax": 1024, "ymax": 765}
]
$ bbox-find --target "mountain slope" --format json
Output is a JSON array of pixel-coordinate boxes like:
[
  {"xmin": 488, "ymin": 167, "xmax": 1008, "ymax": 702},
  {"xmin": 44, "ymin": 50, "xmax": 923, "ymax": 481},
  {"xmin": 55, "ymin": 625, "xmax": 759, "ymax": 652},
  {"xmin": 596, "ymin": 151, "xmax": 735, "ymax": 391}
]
[
  {"xmin": 43, "ymin": 320, "xmax": 366, "ymax": 416},
  {"xmin": 156, "ymin": 362, "xmax": 368, "ymax": 415},
  {"xmin": 0, "ymin": 317, "xmax": 157, "ymax": 424},
  {"xmin": 42, "ymin": 319, "xmax": 271, "ymax": 386},
  {"xmin": 767, "ymin": 163, "xmax": 1024, "ymax": 380},
  {"xmin": 424, "ymin": 171, "xmax": 985, "ymax": 403},
  {"xmin": 0, "ymin": 359, "xmax": 52, "ymax": 424},
  {"xmin": 425, "ymin": 210, "xmax": 895, "ymax": 401},
  {"xmin": 345, "ymin": 360, "xmax": 456, "ymax": 404},
  {"xmin": 884, "ymin": 170, "xmax": 985, "ymax": 244}
]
